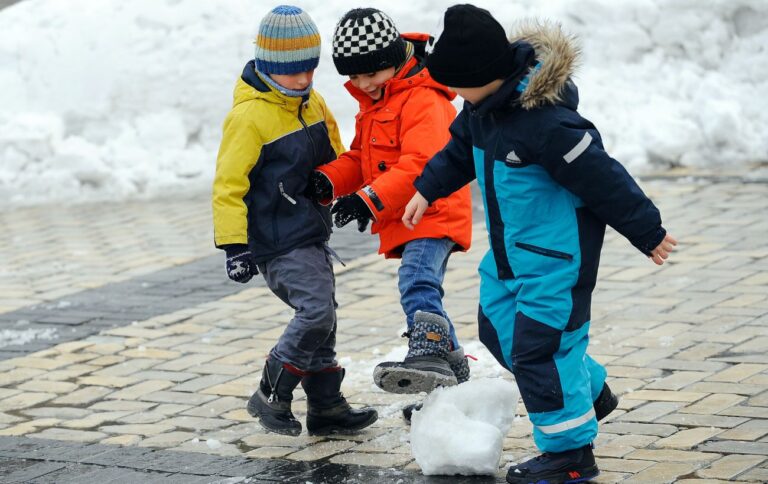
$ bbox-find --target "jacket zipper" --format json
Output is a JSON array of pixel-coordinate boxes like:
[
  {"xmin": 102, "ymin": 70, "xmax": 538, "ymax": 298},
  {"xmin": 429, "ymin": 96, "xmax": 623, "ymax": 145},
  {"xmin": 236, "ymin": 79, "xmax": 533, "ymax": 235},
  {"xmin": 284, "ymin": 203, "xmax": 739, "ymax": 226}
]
[
  {"xmin": 298, "ymin": 99, "xmax": 317, "ymax": 162},
  {"xmin": 278, "ymin": 182, "xmax": 297, "ymax": 205},
  {"xmin": 515, "ymin": 242, "xmax": 573, "ymax": 262},
  {"xmin": 297, "ymin": 98, "xmax": 331, "ymax": 238}
]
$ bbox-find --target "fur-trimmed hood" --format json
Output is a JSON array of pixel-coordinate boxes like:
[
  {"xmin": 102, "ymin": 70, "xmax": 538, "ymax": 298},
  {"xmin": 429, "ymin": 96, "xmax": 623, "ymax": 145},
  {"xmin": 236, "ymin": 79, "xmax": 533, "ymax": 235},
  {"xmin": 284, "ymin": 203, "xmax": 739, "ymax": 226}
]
[{"xmin": 510, "ymin": 20, "xmax": 580, "ymax": 110}]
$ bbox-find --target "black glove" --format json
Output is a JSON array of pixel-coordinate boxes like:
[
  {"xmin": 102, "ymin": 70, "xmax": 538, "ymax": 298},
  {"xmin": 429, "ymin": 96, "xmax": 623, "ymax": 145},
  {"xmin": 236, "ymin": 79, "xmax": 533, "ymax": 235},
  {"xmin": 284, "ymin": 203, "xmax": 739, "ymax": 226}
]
[
  {"xmin": 331, "ymin": 194, "xmax": 372, "ymax": 231},
  {"xmin": 224, "ymin": 244, "xmax": 257, "ymax": 283},
  {"xmin": 305, "ymin": 171, "xmax": 333, "ymax": 201},
  {"xmin": 356, "ymin": 218, "xmax": 370, "ymax": 233}
]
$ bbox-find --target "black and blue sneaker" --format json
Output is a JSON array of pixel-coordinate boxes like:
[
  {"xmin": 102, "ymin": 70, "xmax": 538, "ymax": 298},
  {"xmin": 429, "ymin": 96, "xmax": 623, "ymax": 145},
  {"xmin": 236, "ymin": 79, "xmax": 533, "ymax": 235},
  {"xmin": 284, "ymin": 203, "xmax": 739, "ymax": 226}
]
[{"xmin": 506, "ymin": 444, "xmax": 599, "ymax": 484}]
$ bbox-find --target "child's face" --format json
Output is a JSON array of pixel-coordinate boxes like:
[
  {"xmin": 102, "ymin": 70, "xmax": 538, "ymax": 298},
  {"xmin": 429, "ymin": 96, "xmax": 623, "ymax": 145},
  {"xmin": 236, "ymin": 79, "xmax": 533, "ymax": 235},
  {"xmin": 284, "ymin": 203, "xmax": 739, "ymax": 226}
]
[
  {"xmin": 270, "ymin": 70, "xmax": 315, "ymax": 91},
  {"xmin": 348, "ymin": 67, "xmax": 396, "ymax": 100},
  {"xmin": 449, "ymin": 79, "xmax": 505, "ymax": 105}
]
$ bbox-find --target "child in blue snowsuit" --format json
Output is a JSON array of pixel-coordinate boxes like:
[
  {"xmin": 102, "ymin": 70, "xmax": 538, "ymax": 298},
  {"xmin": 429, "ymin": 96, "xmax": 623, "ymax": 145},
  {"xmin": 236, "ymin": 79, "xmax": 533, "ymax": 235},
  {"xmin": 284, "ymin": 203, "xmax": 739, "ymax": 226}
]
[{"xmin": 403, "ymin": 5, "xmax": 677, "ymax": 483}]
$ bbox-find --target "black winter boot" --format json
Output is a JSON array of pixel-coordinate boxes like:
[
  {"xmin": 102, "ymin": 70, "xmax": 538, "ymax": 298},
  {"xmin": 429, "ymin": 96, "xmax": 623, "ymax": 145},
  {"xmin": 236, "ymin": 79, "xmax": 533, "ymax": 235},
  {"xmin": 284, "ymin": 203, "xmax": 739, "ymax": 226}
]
[
  {"xmin": 594, "ymin": 382, "xmax": 619, "ymax": 421},
  {"xmin": 302, "ymin": 368, "xmax": 378, "ymax": 436},
  {"xmin": 506, "ymin": 444, "xmax": 599, "ymax": 484},
  {"xmin": 402, "ymin": 346, "xmax": 471, "ymax": 423},
  {"xmin": 247, "ymin": 358, "xmax": 303, "ymax": 436},
  {"xmin": 373, "ymin": 311, "xmax": 458, "ymax": 394}
]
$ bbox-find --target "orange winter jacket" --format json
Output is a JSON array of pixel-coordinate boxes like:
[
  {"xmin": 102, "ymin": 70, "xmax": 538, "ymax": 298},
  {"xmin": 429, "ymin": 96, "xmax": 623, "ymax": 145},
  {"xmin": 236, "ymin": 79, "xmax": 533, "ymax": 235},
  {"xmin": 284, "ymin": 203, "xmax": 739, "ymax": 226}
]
[{"xmin": 318, "ymin": 33, "xmax": 472, "ymax": 258}]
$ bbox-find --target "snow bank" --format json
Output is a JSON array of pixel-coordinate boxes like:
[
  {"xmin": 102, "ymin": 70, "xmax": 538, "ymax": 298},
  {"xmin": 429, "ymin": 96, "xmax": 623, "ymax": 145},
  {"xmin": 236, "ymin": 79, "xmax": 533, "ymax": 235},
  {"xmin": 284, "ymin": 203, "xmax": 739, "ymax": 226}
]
[
  {"xmin": 410, "ymin": 378, "xmax": 520, "ymax": 476},
  {"xmin": 1, "ymin": 0, "xmax": 766, "ymax": 205}
]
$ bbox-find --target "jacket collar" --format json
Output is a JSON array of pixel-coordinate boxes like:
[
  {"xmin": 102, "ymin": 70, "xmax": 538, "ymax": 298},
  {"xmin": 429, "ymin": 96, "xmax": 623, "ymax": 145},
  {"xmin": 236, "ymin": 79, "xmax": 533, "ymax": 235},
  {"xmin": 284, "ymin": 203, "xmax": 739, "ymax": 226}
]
[
  {"xmin": 512, "ymin": 20, "xmax": 580, "ymax": 110},
  {"xmin": 344, "ymin": 32, "xmax": 455, "ymax": 111},
  {"xmin": 470, "ymin": 20, "xmax": 583, "ymax": 116},
  {"xmin": 236, "ymin": 60, "xmax": 308, "ymax": 110}
]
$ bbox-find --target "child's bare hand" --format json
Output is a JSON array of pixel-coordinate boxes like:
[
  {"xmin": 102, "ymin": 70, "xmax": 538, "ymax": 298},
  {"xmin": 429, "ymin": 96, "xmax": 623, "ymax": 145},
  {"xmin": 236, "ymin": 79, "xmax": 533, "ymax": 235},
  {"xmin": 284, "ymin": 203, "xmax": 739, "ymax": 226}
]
[
  {"xmin": 650, "ymin": 234, "xmax": 677, "ymax": 265},
  {"xmin": 402, "ymin": 192, "xmax": 429, "ymax": 230}
]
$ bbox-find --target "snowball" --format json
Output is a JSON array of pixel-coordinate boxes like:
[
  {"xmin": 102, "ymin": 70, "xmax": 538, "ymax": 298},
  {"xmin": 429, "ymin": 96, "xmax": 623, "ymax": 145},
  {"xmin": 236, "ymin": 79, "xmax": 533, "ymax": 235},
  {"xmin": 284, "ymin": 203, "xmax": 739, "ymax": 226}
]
[{"xmin": 411, "ymin": 378, "xmax": 520, "ymax": 476}]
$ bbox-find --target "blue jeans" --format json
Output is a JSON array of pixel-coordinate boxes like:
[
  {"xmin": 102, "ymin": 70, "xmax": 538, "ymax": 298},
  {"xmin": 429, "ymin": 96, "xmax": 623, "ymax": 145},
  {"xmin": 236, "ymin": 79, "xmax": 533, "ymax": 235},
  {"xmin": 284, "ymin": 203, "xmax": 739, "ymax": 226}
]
[{"xmin": 398, "ymin": 237, "xmax": 460, "ymax": 350}]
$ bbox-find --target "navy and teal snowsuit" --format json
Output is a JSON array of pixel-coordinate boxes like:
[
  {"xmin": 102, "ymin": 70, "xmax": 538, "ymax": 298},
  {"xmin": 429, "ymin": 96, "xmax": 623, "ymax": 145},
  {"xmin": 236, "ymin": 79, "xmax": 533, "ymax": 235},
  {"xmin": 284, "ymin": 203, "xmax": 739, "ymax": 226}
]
[{"xmin": 414, "ymin": 30, "xmax": 666, "ymax": 453}]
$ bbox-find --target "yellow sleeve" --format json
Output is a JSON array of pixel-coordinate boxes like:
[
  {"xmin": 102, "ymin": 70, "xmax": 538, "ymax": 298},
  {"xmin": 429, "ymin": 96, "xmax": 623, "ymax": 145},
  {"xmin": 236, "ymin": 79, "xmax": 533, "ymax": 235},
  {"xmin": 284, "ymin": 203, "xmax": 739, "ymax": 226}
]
[
  {"xmin": 317, "ymin": 92, "xmax": 346, "ymax": 157},
  {"xmin": 212, "ymin": 106, "xmax": 263, "ymax": 247}
]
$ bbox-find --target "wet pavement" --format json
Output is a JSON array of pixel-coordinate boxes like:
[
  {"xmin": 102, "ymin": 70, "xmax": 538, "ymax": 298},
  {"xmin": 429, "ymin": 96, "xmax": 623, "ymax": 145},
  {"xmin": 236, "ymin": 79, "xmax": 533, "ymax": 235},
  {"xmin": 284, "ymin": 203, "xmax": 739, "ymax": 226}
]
[{"xmin": 1, "ymin": 172, "xmax": 768, "ymax": 483}]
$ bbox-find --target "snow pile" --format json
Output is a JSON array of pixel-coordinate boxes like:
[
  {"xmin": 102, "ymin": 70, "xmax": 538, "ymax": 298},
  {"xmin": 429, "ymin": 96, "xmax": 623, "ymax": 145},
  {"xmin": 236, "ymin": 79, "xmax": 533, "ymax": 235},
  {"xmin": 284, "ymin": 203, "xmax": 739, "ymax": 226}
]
[
  {"xmin": 410, "ymin": 378, "xmax": 520, "ymax": 476},
  {"xmin": 337, "ymin": 339, "xmax": 510, "ymax": 419},
  {"xmin": 1, "ymin": 0, "xmax": 766, "ymax": 206}
]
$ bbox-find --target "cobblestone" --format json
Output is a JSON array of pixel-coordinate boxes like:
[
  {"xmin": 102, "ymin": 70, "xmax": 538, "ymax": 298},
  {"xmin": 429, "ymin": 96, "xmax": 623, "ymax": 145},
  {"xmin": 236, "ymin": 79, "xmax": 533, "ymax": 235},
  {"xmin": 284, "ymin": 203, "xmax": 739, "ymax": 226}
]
[{"xmin": 1, "ymin": 178, "xmax": 767, "ymax": 482}]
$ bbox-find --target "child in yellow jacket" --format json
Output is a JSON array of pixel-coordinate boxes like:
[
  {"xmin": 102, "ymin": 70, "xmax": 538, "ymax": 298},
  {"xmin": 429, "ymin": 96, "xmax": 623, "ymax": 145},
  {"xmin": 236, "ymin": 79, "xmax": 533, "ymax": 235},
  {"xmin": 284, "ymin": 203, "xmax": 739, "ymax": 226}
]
[{"xmin": 212, "ymin": 5, "xmax": 376, "ymax": 437}]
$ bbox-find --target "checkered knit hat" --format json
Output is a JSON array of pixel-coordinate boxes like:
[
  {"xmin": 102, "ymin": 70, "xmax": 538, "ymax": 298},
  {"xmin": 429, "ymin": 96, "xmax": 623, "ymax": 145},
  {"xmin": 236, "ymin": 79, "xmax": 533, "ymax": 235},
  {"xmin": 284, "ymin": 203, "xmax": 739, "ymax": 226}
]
[
  {"xmin": 332, "ymin": 8, "xmax": 406, "ymax": 76},
  {"xmin": 254, "ymin": 5, "xmax": 321, "ymax": 75}
]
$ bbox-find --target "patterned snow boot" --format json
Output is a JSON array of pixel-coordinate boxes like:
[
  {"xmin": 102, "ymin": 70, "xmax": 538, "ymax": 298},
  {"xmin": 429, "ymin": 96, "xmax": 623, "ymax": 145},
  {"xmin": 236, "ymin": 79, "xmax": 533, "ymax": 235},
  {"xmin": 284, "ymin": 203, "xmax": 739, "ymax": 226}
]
[
  {"xmin": 373, "ymin": 311, "xmax": 458, "ymax": 394},
  {"xmin": 302, "ymin": 367, "xmax": 378, "ymax": 436},
  {"xmin": 506, "ymin": 444, "xmax": 599, "ymax": 483},
  {"xmin": 402, "ymin": 346, "xmax": 471, "ymax": 423},
  {"xmin": 247, "ymin": 358, "xmax": 303, "ymax": 436}
]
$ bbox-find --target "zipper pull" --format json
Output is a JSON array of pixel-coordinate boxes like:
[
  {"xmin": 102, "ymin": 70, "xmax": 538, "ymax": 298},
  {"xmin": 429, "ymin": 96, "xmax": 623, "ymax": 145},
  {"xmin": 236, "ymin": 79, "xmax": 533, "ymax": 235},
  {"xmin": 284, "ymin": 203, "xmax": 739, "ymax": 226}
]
[{"xmin": 278, "ymin": 182, "xmax": 297, "ymax": 205}]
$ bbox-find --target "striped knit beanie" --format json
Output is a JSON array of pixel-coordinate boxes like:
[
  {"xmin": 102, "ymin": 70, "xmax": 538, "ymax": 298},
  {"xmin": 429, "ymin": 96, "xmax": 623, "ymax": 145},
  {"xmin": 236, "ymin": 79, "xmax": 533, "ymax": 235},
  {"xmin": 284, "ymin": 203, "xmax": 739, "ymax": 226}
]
[
  {"xmin": 255, "ymin": 5, "xmax": 321, "ymax": 75},
  {"xmin": 332, "ymin": 8, "xmax": 406, "ymax": 76}
]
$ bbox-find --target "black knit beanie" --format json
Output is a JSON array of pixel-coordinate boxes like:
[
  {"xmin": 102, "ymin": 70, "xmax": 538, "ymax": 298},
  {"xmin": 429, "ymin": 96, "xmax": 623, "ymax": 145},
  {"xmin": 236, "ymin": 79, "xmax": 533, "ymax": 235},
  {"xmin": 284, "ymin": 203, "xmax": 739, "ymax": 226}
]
[
  {"xmin": 332, "ymin": 8, "xmax": 407, "ymax": 76},
  {"xmin": 425, "ymin": 4, "xmax": 518, "ymax": 87}
]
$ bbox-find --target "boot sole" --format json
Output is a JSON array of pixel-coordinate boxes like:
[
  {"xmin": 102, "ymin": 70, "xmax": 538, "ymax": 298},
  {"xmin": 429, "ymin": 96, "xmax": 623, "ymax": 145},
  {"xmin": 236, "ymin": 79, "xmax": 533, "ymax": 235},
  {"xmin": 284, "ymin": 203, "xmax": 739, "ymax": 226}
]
[
  {"xmin": 307, "ymin": 412, "xmax": 379, "ymax": 436},
  {"xmin": 373, "ymin": 366, "xmax": 458, "ymax": 394},
  {"xmin": 506, "ymin": 466, "xmax": 599, "ymax": 484}
]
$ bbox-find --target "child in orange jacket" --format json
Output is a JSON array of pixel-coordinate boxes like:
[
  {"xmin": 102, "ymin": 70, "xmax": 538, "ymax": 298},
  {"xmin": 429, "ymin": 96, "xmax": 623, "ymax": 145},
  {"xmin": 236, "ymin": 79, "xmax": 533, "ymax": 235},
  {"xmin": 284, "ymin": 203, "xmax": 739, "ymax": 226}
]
[{"xmin": 306, "ymin": 8, "xmax": 473, "ymax": 399}]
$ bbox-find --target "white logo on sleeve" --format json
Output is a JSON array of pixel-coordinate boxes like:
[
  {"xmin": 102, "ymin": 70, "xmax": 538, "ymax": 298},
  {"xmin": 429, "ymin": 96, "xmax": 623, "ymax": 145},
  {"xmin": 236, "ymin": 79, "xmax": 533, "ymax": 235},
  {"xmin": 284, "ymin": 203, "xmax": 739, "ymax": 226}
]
[
  {"xmin": 426, "ymin": 13, "xmax": 445, "ymax": 55},
  {"xmin": 505, "ymin": 150, "xmax": 521, "ymax": 163}
]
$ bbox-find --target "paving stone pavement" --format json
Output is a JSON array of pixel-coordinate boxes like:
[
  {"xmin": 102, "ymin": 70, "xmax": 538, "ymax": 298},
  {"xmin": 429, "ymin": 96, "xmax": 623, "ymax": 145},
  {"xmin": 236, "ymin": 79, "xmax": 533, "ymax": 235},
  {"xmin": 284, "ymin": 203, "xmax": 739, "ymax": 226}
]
[{"xmin": 1, "ymin": 174, "xmax": 767, "ymax": 483}]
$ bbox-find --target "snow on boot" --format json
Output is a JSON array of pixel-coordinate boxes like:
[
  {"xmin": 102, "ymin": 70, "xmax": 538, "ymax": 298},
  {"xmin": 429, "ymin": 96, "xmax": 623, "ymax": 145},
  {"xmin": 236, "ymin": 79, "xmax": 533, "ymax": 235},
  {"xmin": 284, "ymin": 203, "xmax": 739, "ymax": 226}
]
[
  {"xmin": 302, "ymin": 367, "xmax": 378, "ymax": 436},
  {"xmin": 402, "ymin": 346, "xmax": 471, "ymax": 423},
  {"xmin": 247, "ymin": 358, "xmax": 303, "ymax": 436},
  {"xmin": 374, "ymin": 311, "xmax": 457, "ymax": 394},
  {"xmin": 506, "ymin": 444, "xmax": 599, "ymax": 484},
  {"xmin": 594, "ymin": 382, "xmax": 619, "ymax": 421}
]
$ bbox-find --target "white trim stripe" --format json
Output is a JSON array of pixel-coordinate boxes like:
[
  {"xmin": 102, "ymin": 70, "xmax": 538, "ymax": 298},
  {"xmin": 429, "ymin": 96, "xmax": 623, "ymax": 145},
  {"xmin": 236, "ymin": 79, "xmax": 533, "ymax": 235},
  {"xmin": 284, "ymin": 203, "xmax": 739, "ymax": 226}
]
[
  {"xmin": 563, "ymin": 132, "xmax": 593, "ymax": 163},
  {"xmin": 536, "ymin": 408, "xmax": 596, "ymax": 434}
]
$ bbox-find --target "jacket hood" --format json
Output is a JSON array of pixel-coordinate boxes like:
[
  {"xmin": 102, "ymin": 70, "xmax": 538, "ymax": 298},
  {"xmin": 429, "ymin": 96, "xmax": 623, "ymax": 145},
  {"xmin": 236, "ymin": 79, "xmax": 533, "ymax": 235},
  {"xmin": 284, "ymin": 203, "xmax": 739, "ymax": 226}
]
[
  {"xmin": 233, "ymin": 60, "xmax": 307, "ymax": 109},
  {"xmin": 345, "ymin": 33, "xmax": 455, "ymax": 107},
  {"xmin": 510, "ymin": 20, "xmax": 580, "ymax": 110}
]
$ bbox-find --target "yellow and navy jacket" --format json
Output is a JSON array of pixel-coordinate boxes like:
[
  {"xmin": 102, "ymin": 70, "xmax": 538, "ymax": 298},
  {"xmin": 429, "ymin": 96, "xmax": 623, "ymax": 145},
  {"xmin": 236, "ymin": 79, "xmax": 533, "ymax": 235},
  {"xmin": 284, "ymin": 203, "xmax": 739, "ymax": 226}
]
[{"xmin": 212, "ymin": 61, "xmax": 345, "ymax": 262}]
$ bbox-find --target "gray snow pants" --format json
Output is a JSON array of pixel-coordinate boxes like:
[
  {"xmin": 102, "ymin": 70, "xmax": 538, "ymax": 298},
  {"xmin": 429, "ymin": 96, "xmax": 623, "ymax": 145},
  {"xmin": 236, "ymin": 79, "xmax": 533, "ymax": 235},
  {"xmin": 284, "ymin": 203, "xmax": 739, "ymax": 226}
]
[{"xmin": 257, "ymin": 243, "xmax": 338, "ymax": 372}]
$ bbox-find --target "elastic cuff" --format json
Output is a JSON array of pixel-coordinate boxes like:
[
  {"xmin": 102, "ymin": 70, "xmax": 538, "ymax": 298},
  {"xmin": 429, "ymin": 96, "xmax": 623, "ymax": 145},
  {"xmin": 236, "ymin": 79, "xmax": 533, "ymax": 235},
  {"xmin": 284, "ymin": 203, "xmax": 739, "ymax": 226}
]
[
  {"xmin": 413, "ymin": 176, "xmax": 440, "ymax": 204},
  {"xmin": 318, "ymin": 172, "xmax": 335, "ymax": 206},
  {"xmin": 356, "ymin": 188, "xmax": 379, "ymax": 221},
  {"xmin": 215, "ymin": 234, "xmax": 248, "ymax": 247},
  {"xmin": 282, "ymin": 362, "xmax": 309, "ymax": 377},
  {"xmin": 222, "ymin": 244, "xmax": 249, "ymax": 258},
  {"xmin": 635, "ymin": 226, "xmax": 667, "ymax": 256}
]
